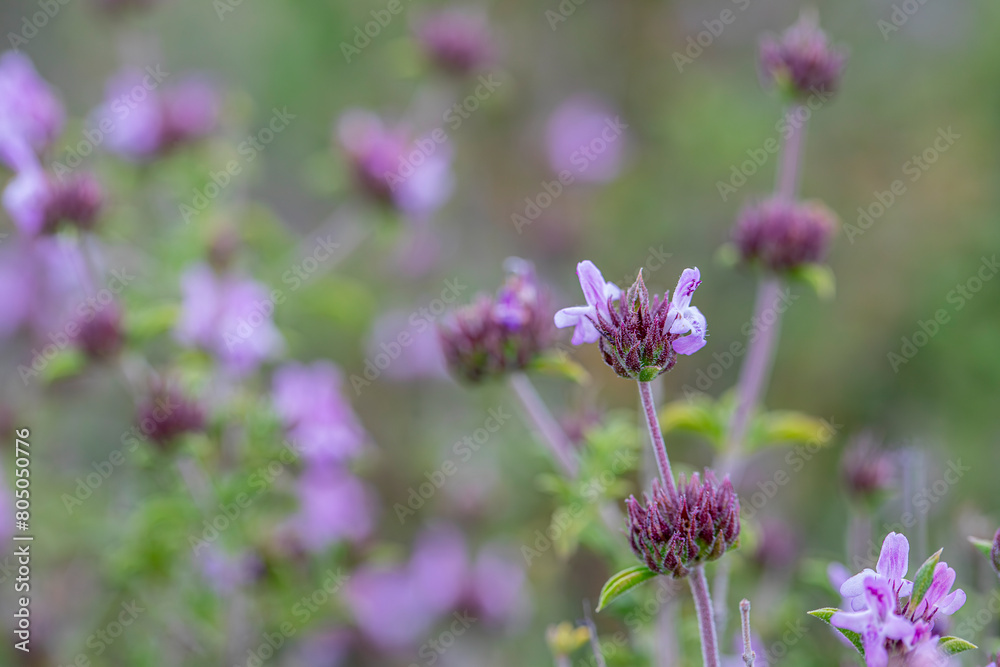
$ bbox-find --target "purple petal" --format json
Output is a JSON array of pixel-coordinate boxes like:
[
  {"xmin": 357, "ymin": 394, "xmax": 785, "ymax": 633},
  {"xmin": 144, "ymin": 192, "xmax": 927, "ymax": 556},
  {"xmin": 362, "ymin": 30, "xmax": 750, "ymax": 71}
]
[
  {"xmin": 876, "ymin": 532, "xmax": 910, "ymax": 583},
  {"xmin": 840, "ymin": 569, "xmax": 876, "ymax": 598},
  {"xmin": 936, "ymin": 588, "xmax": 966, "ymax": 616},
  {"xmin": 576, "ymin": 260, "xmax": 608, "ymax": 308},
  {"xmin": 830, "ymin": 609, "xmax": 870, "ymax": 634},
  {"xmin": 671, "ymin": 267, "xmax": 701, "ymax": 310},
  {"xmin": 553, "ymin": 305, "xmax": 590, "ymax": 329}
]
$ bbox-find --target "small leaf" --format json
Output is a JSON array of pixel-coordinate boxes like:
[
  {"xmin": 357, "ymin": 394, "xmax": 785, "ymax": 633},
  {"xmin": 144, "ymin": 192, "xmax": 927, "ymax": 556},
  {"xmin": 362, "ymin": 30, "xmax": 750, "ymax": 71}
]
[
  {"xmin": 531, "ymin": 350, "xmax": 590, "ymax": 384},
  {"xmin": 41, "ymin": 348, "xmax": 87, "ymax": 383},
  {"xmin": 125, "ymin": 303, "xmax": 178, "ymax": 341},
  {"xmin": 597, "ymin": 565, "xmax": 658, "ymax": 611},
  {"xmin": 968, "ymin": 536, "xmax": 993, "ymax": 560},
  {"xmin": 909, "ymin": 548, "xmax": 942, "ymax": 610},
  {"xmin": 790, "ymin": 263, "xmax": 836, "ymax": 300},
  {"xmin": 808, "ymin": 608, "xmax": 865, "ymax": 657},
  {"xmin": 747, "ymin": 410, "xmax": 834, "ymax": 452},
  {"xmin": 938, "ymin": 636, "xmax": 977, "ymax": 656}
]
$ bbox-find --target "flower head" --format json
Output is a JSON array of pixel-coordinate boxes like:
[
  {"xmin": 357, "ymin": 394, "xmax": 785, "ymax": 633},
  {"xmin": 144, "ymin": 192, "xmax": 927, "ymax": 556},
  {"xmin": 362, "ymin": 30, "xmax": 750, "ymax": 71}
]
[
  {"xmin": 134, "ymin": 381, "xmax": 205, "ymax": 448},
  {"xmin": 271, "ymin": 361, "xmax": 368, "ymax": 466},
  {"xmin": 732, "ymin": 197, "xmax": 836, "ymax": 273},
  {"xmin": 546, "ymin": 96, "xmax": 627, "ymax": 184},
  {"xmin": 174, "ymin": 264, "xmax": 284, "ymax": 375},
  {"xmin": 842, "ymin": 432, "xmax": 896, "ymax": 505},
  {"xmin": 0, "ymin": 51, "xmax": 64, "ymax": 171},
  {"xmin": 555, "ymin": 262, "xmax": 706, "ymax": 380},
  {"xmin": 759, "ymin": 12, "xmax": 846, "ymax": 100},
  {"xmin": 336, "ymin": 110, "xmax": 454, "ymax": 217},
  {"xmin": 832, "ymin": 577, "xmax": 924, "ymax": 667},
  {"xmin": 439, "ymin": 258, "xmax": 553, "ymax": 382},
  {"xmin": 414, "ymin": 8, "xmax": 496, "ymax": 74},
  {"xmin": 3, "ymin": 169, "xmax": 104, "ymax": 237},
  {"xmin": 73, "ymin": 301, "xmax": 124, "ymax": 360},
  {"xmin": 625, "ymin": 470, "xmax": 740, "ymax": 578},
  {"xmin": 289, "ymin": 467, "xmax": 375, "ymax": 553}
]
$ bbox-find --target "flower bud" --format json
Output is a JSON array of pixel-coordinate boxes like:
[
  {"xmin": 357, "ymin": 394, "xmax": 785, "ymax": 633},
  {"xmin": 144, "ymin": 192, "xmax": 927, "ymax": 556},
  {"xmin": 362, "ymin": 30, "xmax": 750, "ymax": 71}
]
[
  {"xmin": 45, "ymin": 172, "xmax": 104, "ymax": 233},
  {"xmin": 841, "ymin": 431, "xmax": 895, "ymax": 504},
  {"xmin": 439, "ymin": 259, "xmax": 553, "ymax": 382},
  {"xmin": 732, "ymin": 197, "xmax": 836, "ymax": 273},
  {"xmin": 135, "ymin": 381, "xmax": 205, "ymax": 449},
  {"xmin": 73, "ymin": 303, "xmax": 124, "ymax": 360},
  {"xmin": 626, "ymin": 470, "xmax": 740, "ymax": 578},
  {"xmin": 759, "ymin": 12, "xmax": 846, "ymax": 100},
  {"xmin": 414, "ymin": 8, "xmax": 496, "ymax": 75}
]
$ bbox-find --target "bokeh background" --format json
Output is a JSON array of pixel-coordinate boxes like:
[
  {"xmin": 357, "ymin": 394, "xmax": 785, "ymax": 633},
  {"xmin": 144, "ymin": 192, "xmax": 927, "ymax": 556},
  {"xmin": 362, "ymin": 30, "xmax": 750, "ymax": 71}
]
[{"xmin": 1, "ymin": 0, "xmax": 999, "ymax": 665}]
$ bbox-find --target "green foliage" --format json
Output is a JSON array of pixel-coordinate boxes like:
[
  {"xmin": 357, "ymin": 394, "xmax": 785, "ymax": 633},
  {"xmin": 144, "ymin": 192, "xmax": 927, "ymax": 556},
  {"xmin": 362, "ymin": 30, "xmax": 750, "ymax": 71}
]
[
  {"xmin": 909, "ymin": 548, "xmax": 942, "ymax": 610},
  {"xmin": 808, "ymin": 607, "xmax": 865, "ymax": 657},
  {"xmin": 597, "ymin": 565, "xmax": 659, "ymax": 612},
  {"xmin": 938, "ymin": 636, "xmax": 978, "ymax": 656}
]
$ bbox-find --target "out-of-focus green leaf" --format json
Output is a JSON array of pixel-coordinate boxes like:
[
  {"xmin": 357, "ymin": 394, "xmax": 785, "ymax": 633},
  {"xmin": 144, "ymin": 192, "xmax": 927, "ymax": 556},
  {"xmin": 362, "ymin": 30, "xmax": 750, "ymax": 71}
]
[
  {"xmin": 968, "ymin": 536, "xmax": 993, "ymax": 559},
  {"xmin": 659, "ymin": 397, "xmax": 725, "ymax": 448},
  {"xmin": 41, "ymin": 348, "xmax": 87, "ymax": 383},
  {"xmin": 530, "ymin": 350, "xmax": 590, "ymax": 384},
  {"xmin": 746, "ymin": 410, "xmax": 834, "ymax": 452},
  {"xmin": 789, "ymin": 263, "xmax": 836, "ymax": 300},
  {"xmin": 597, "ymin": 565, "xmax": 658, "ymax": 611},
  {"xmin": 125, "ymin": 303, "xmax": 179, "ymax": 341}
]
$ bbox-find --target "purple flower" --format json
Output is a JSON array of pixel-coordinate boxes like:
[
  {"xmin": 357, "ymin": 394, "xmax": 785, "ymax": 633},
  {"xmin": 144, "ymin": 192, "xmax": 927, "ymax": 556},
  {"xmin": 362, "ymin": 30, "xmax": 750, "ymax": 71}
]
[
  {"xmin": 175, "ymin": 264, "xmax": 284, "ymax": 375},
  {"xmin": 553, "ymin": 260, "xmax": 621, "ymax": 345},
  {"xmin": 134, "ymin": 380, "xmax": 205, "ymax": 448},
  {"xmin": 196, "ymin": 546, "xmax": 262, "ymax": 596},
  {"xmin": 336, "ymin": 110, "xmax": 454, "ymax": 218},
  {"xmin": 0, "ymin": 463, "xmax": 12, "ymax": 546},
  {"xmin": 409, "ymin": 524, "xmax": 469, "ymax": 614},
  {"xmin": 832, "ymin": 577, "xmax": 921, "ymax": 667},
  {"xmin": 0, "ymin": 51, "xmax": 64, "ymax": 171},
  {"xmin": 759, "ymin": 12, "xmax": 846, "ymax": 100},
  {"xmin": 414, "ymin": 7, "xmax": 496, "ymax": 74},
  {"xmin": 346, "ymin": 564, "xmax": 434, "ymax": 652},
  {"xmin": 546, "ymin": 96, "xmax": 627, "ymax": 184},
  {"xmin": 93, "ymin": 70, "xmax": 219, "ymax": 161},
  {"xmin": 2, "ymin": 167, "xmax": 52, "ymax": 236},
  {"xmin": 2, "ymin": 169, "xmax": 103, "ymax": 237},
  {"xmin": 842, "ymin": 532, "xmax": 914, "ymax": 611},
  {"xmin": 72, "ymin": 300, "xmax": 124, "ymax": 360},
  {"xmin": 842, "ymin": 432, "xmax": 896, "ymax": 503},
  {"xmin": 0, "ymin": 236, "xmax": 88, "ymax": 340},
  {"xmin": 368, "ymin": 309, "xmax": 448, "ymax": 381},
  {"xmin": 271, "ymin": 362, "xmax": 367, "ymax": 466},
  {"xmin": 468, "ymin": 545, "xmax": 526, "ymax": 625},
  {"xmin": 731, "ymin": 197, "xmax": 836, "ymax": 272},
  {"xmin": 669, "ymin": 268, "xmax": 707, "ymax": 355},
  {"xmin": 290, "ymin": 467, "xmax": 374, "ymax": 553}
]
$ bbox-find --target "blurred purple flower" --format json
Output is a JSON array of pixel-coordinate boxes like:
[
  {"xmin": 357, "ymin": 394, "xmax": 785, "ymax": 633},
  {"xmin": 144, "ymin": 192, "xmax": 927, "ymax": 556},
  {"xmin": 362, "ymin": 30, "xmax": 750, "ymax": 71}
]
[
  {"xmin": 346, "ymin": 564, "xmax": 433, "ymax": 652},
  {"xmin": 0, "ymin": 51, "xmax": 64, "ymax": 171},
  {"xmin": 93, "ymin": 70, "xmax": 219, "ymax": 161},
  {"xmin": 196, "ymin": 546, "xmax": 262, "ymax": 596},
  {"xmin": 175, "ymin": 264, "xmax": 283, "ymax": 375},
  {"xmin": 283, "ymin": 630, "xmax": 352, "ymax": 667},
  {"xmin": 759, "ymin": 12, "xmax": 846, "ymax": 100},
  {"xmin": 290, "ymin": 467, "xmax": 374, "ymax": 553},
  {"xmin": 73, "ymin": 300, "xmax": 124, "ymax": 360},
  {"xmin": 3, "ymin": 168, "xmax": 103, "ymax": 237},
  {"xmin": 409, "ymin": 524, "xmax": 468, "ymax": 614},
  {"xmin": 414, "ymin": 8, "xmax": 496, "ymax": 74},
  {"xmin": 271, "ymin": 361, "xmax": 368, "ymax": 466},
  {"xmin": 0, "ymin": 463, "xmax": 12, "ymax": 546},
  {"xmin": 545, "ymin": 96, "xmax": 627, "ymax": 184},
  {"xmin": 336, "ymin": 110, "xmax": 454, "ymax": 218},
  {"xmin": 842, "ymin": 432, "xmax": 896, "ymax": 504},
  {"xmin": 134, "ymin": 380, "xmax": 205, "ymax": 448},
  {"xmin": 468, "ymin": 545, "xmax": 526, "ymax": 625},
  {"xmin": 752, "ymin": 517, "xmax": 799, "ymax": 570},
  {"xmin": 0, "ymin": 236, "xmax": 86, "ymax": 340},
  {"xmin": 732, "ymin": 197, "xmax": 836, "ymax": 273}
]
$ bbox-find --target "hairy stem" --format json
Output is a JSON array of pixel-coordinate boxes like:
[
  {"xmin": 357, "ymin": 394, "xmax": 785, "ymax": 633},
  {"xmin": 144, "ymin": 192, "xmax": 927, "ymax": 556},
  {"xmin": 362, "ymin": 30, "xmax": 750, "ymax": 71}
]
[
  {"xmin": 690, "ymin": 566, "xmax": 722, "ymax": 667},
  {"xmin": 638, "ymin": 380, "xmax": 678, "ymax": 499},
  {"xmin": 509, "ymin": 373, "xmax": 578, "ymax": 478},
  {"xmin": 740, "ymin": 599, "xmax": 756, "ymax": 667}
]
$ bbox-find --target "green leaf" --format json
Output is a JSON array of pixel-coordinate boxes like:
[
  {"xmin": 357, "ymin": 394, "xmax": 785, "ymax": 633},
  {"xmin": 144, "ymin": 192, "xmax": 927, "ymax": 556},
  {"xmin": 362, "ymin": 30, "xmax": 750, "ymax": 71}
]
[
  {"xmin": 909, "ymin": 548, "xmax": 942, "ymax": 610},
  {"xmin": 746, "ymin": 410, "xmax": 835, "ymax": 452},
  {"xmin": 969, "ymin": 536, "xmax": 994, "ymax": 560},
  {"xmin": 790, "ymin": 263, "xmax": 836, "ymax": 300},
  {"xmin": 808, "ymin": 608, "xmax": 865, "ymax": 656},
  {"xmin": 938, "ymin": 636, "xmax": 977, "ymax": 656},
  {"xmin": 597, "ymin": 565, "xmax": 658, "ymax": 611},
  {"xmin": 41, "ymin": 348, "xmax": 87, "ymax": 383},
  {"xmin": 530, "ymin": 350, "xmax": 590, "ymax": 385},
  {"xmin": 659, "ymin": 398, "xmax": 725, "ymax": 448},
  {"xmin": 125, "ymin": 303, "xmax": 178, "ymax": 341}
]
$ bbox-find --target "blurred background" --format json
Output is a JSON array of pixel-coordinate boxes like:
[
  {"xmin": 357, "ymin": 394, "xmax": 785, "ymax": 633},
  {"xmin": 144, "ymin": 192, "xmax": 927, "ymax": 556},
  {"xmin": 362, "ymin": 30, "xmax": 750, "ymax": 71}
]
[{"xmin": 1, "ymin": 0, "xmax": 999, "ymax": 665}]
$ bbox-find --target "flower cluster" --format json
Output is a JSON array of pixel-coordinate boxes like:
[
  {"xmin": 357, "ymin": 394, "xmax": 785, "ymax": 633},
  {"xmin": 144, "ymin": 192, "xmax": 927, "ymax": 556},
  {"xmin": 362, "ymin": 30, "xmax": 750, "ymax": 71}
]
[
  {"xmin": 731, "ymin": 197, "xmax": 837, "ymax": 273},
  {"xmin": 414, "ymin": 8, "xmax": 496, "ymax": 75},
  {"xmin": 625, "ymin": 470, "xmax": 740, "ymax": 578},
  {"xmin": 841, "ymin": 432, "xmax": 896, "ymax": 504},
  {"xmin": 134, "ymin": 380, "xmax": 206, "ymax": 448},
  {"xmin": 759, "ymin": 11, "xmax": 846, "ymax": 100},
  {"xmin": 554, "ymin": 261, "xmax": 706, "ymax": 380},
  {"xmin": 271, "ymin": 361, "xmax": 376, "ymax": 554},
  {"xmin": 829, "ymin": 533, "xmax": 967, "ymax": 667},
  {"xmin": 438, "ymin": 258, "xmax": 553, "ymax": 382}
]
